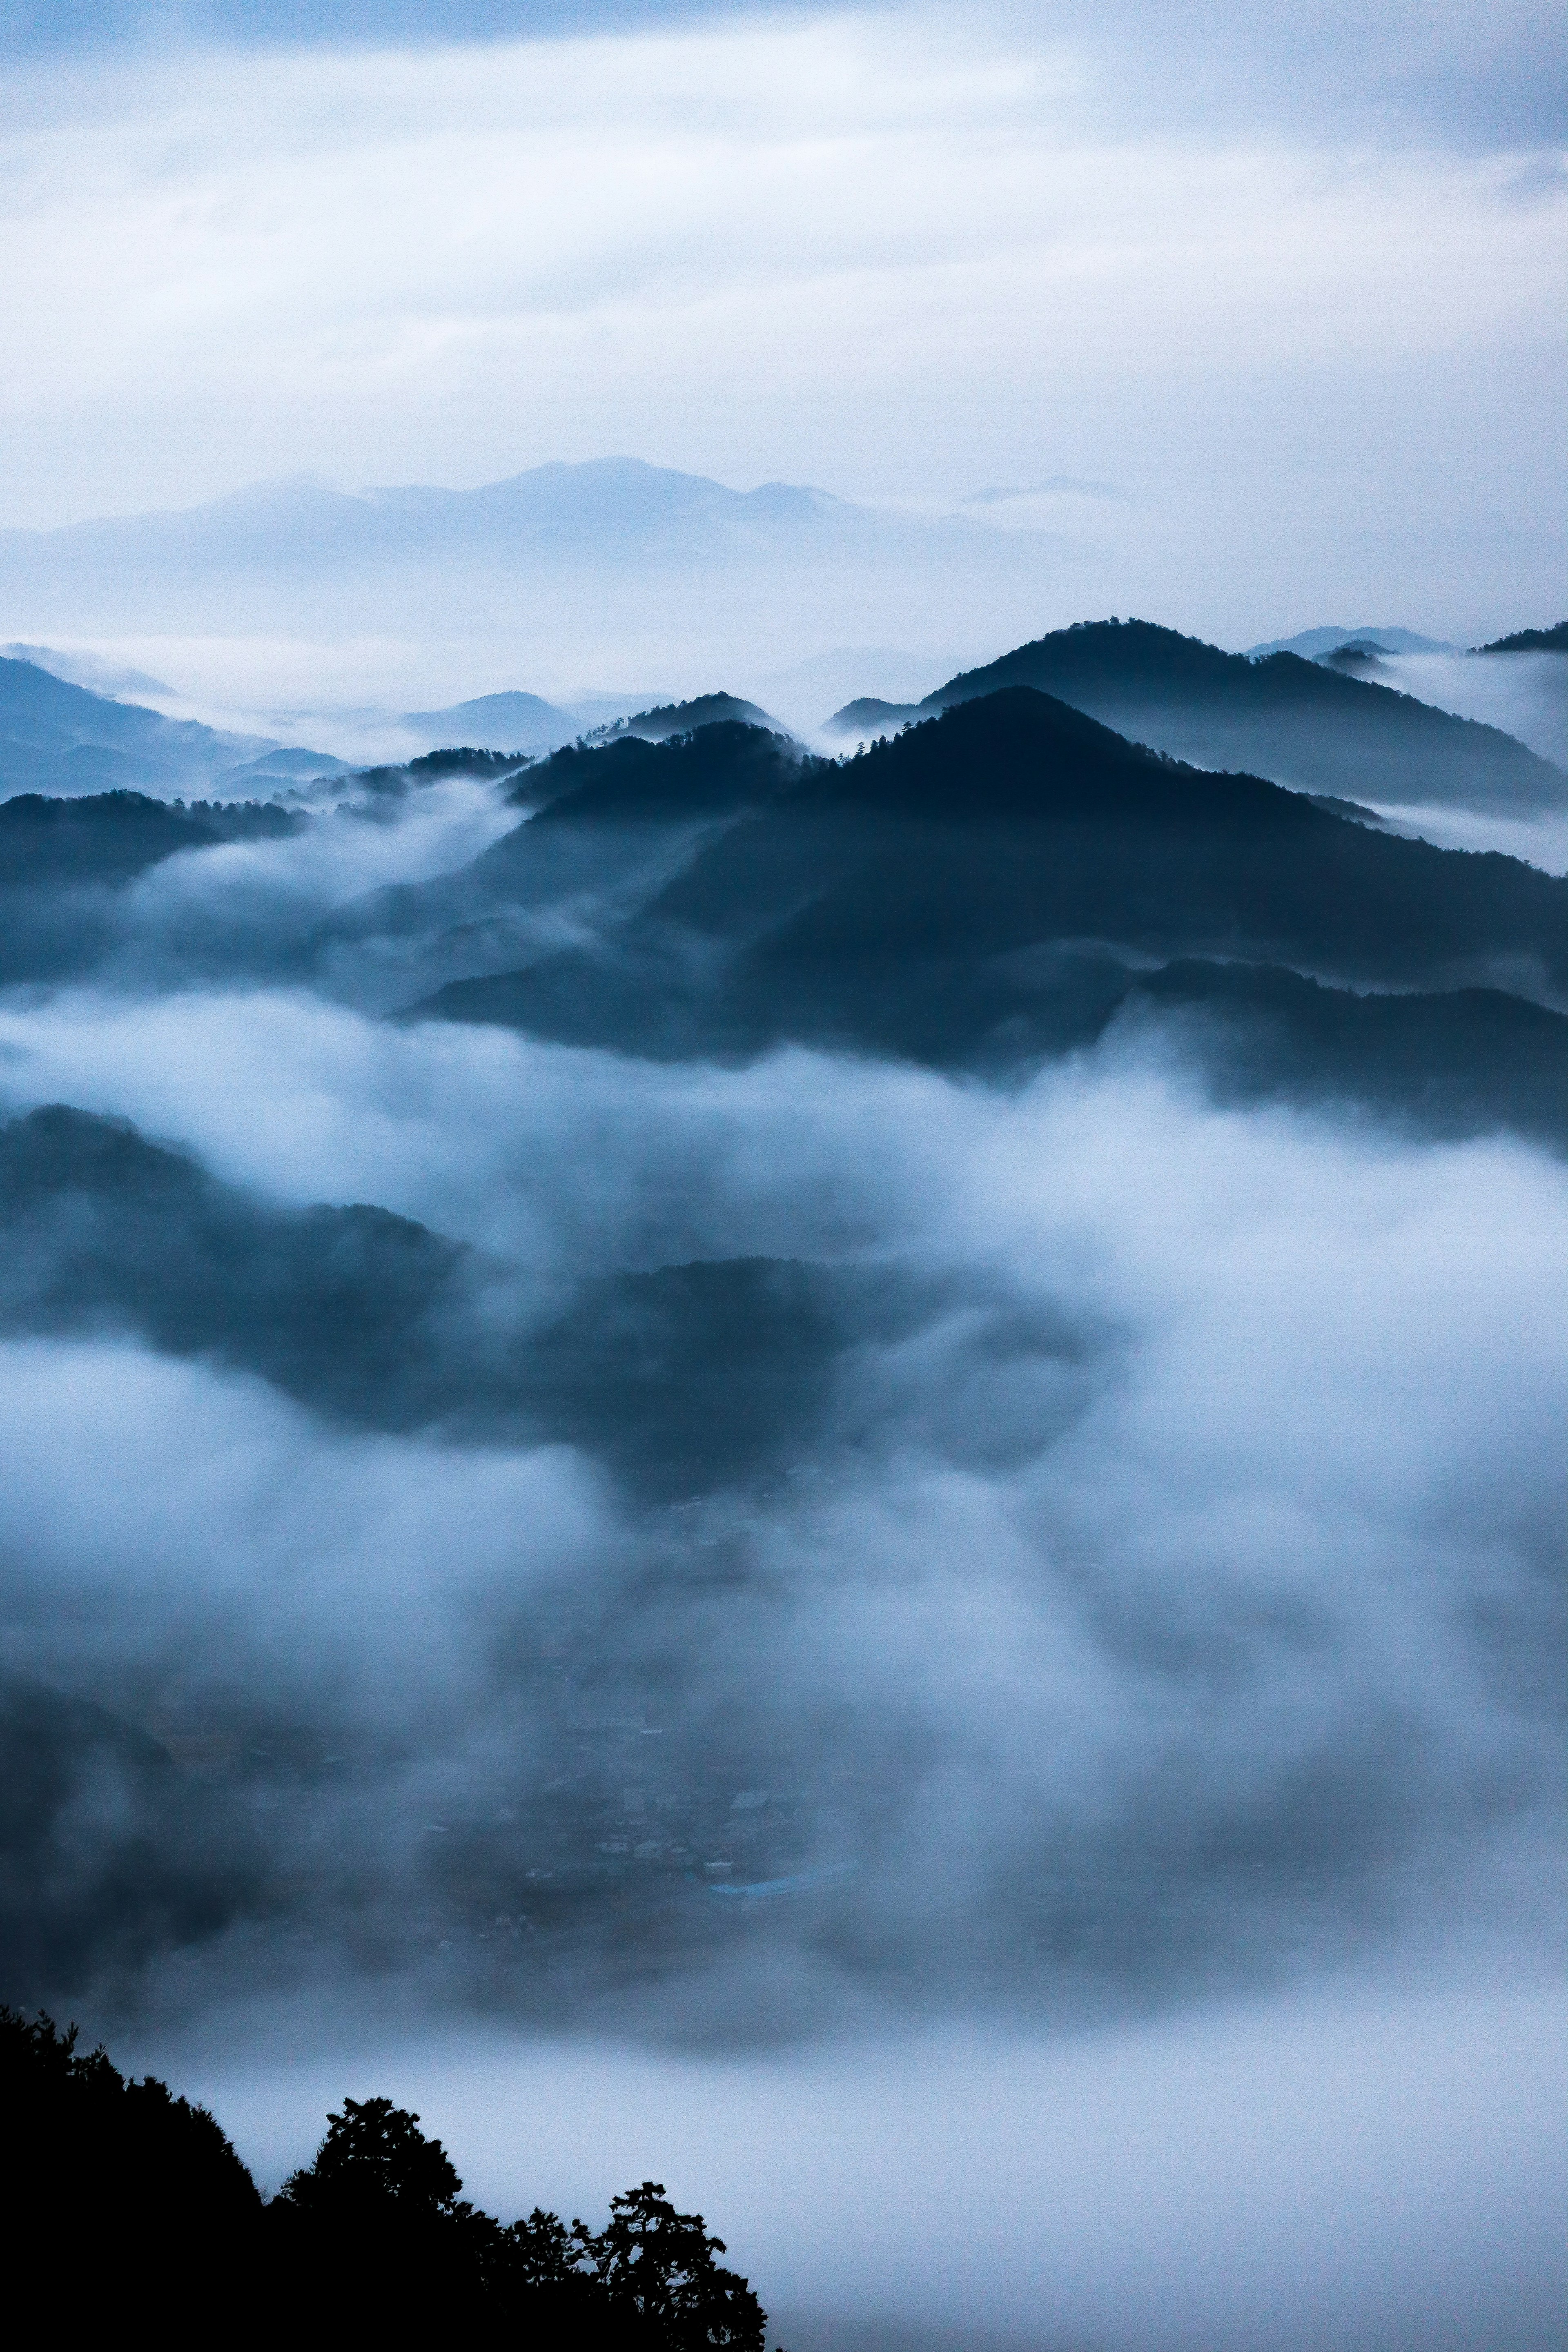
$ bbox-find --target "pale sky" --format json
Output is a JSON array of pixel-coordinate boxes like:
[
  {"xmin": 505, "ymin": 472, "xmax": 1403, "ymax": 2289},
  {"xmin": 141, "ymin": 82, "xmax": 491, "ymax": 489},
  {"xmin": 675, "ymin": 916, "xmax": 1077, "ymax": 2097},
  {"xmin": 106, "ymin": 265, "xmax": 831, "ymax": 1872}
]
[{"xmin": 0, "ymin": 2, "xmax": 1563, "ymax": 639}]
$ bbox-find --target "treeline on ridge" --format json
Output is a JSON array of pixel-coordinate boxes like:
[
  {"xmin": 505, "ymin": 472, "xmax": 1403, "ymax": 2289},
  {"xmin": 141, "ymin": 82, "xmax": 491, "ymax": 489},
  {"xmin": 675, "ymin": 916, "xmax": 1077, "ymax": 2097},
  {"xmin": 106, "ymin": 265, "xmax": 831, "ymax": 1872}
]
[{"xmin": 4, "ymin": 2004, "xmax": 771, "ymax": 2345}]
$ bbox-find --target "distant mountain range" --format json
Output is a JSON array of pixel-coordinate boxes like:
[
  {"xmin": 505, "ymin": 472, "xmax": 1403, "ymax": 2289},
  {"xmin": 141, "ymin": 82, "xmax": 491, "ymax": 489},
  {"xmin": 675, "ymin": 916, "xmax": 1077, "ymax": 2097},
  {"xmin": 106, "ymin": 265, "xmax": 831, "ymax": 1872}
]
[
  {"xmin": 0, "ymin": 654, "xmax": 347, "ymax": 798},
  {"xmin": 0, "ymin": 460, "xmax": 1055, "ymax": 649},
  {"xmin": 9, "ymin": 682, "xmax": 1561, "ymax": 1147},
  {"xmin": 1245, "ymin": 626, "xmax": 1457, "ymax": 659},
  {"xmin": 823, "ymin": 618, "xmax": 1564, "ymax": 813}
]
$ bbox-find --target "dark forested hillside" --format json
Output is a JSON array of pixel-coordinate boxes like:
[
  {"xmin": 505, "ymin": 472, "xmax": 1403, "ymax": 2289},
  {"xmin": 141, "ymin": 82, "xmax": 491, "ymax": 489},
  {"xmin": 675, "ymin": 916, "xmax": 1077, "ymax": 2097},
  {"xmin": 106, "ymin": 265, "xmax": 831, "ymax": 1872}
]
[
  {"xmin": 414, "ymin": 693, "xmax": 1568, "ymax": 1143},
  {"xmin": 0, "ymin": 790, "xmax": 307, "ymax": 982},
  {"xmin": 600, "ymin": 692, "xmax": 786, "ymax": 744},
  {"xmin": 825, "ymin": 618, "xmax": 1565, "ymax": 811},
  {"xmin": 1476, "ymin": 622, "xmax": 1568, "ymax": 653},
  {"xmin": 1, "ymin": 1107, "xmax": 1064, "ymax": 1494},
  {"xmin": 0, "ymin": 787, "xmax": 301, "ymax": 885}
]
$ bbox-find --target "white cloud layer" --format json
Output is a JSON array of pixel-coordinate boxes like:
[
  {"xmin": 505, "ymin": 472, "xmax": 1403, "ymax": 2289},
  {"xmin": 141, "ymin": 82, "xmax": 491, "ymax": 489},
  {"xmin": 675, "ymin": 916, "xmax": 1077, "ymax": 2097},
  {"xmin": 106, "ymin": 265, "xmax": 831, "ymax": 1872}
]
[{"xmin": 140, "ymin": 1979, "xmax": 1568, "ymax": 2350}]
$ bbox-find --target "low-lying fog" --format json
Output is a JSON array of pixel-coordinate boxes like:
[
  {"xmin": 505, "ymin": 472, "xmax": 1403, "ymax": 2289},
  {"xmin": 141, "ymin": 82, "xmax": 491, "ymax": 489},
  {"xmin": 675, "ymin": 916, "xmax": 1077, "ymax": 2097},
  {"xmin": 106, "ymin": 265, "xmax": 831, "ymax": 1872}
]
[
  {"xmin": 131, "ymin": 1976, "xmax": 1566, "ymax": 2352},
  {"xmin": 1379, "ymin": 649, "xmax": 1566, "ymax": 768},
  {"xmin": 2, "ymin": 760, "xmax": 1562, "ymax": 2349}
]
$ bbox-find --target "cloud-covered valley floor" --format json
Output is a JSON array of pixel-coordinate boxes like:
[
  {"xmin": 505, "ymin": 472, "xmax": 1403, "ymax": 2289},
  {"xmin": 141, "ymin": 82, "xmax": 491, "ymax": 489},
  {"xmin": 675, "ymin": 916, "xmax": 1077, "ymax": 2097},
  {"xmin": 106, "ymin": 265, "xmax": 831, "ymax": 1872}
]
[{"xmin": 0, "ymin": 705, "xmax": 1563, "ymax": 2348}]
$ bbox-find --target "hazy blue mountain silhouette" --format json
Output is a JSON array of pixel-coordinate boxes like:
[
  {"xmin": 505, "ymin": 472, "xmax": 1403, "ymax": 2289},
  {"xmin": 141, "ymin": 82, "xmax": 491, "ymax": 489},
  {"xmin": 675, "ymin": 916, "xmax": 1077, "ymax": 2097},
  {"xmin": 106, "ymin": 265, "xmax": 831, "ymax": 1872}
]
[
  {"xmin": 0, "ymin": 654, "xmax": 343, "ymax": 796},
  {"xmin": 824, "ymin": 618, "xmax": 1563, "ymax": 812},
  {"xmin": 0, "ymin": 459, "xmax": 1047, "ymax": 635},
  {"xmin": 413, "ymin": 692, "xmax": 1567, "ymax": 1144},
  {"xmin": 1246, "ymin": 625, "xmax": 1456, "ymax": 658},
  {"xmin": 401, "ymin": 688, "xmax": 574, "ymax": 756}
]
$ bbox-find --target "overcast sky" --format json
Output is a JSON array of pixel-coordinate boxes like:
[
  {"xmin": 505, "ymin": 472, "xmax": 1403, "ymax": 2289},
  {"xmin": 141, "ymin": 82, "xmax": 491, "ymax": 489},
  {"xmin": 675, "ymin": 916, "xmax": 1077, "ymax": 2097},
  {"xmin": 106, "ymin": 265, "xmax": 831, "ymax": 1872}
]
[{"xmin": 0, "ymin": 2, "xmax": 1563, "ymax": 638}]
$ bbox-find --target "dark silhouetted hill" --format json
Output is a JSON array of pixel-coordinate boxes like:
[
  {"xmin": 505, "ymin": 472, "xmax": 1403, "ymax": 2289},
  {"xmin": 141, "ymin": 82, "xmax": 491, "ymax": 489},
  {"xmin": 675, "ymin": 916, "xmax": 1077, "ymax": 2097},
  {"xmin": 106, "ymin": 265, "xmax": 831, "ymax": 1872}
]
[
  {"xmin": 824, "ymin": 619, "xmax": 1564, "ymax": 812},
  {"xmin": 2, "ymin": 2009, "xmax": 767, "ymax": 2343},
  {"xmin": 0, "ymin": 787, "xmax": 301, "ymax": 884},
  {"xmin": 532, "ymin": 719, "xmax": 802, "ymax": 820},
  {"xmin": 601, "ymin": 692, "xmax": 786, "ymax": 744},
  {"xmin": 1475, "ymin": 622, "xmax": 1568, "ymax": 653},
  {"xmin": 414, "ymin": 693, "xmax": 1568, "ymax": 1145}
]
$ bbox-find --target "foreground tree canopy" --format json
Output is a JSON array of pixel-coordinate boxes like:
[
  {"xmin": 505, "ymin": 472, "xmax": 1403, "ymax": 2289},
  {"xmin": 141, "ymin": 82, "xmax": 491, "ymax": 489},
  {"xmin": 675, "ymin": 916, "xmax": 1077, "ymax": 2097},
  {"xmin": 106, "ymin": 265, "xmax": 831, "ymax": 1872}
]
[{"xmin": 2, "ymin": 2005, "xmax": 771, "ymax": 2346}]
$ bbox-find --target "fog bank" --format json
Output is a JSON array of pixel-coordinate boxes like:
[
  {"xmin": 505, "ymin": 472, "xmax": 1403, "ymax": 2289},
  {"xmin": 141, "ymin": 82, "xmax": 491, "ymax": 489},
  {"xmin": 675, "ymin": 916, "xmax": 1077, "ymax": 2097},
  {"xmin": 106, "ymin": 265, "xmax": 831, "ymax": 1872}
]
[{"xmin": 138, "ymin": 1976, "xmax": 1568, "ymax": 2352}]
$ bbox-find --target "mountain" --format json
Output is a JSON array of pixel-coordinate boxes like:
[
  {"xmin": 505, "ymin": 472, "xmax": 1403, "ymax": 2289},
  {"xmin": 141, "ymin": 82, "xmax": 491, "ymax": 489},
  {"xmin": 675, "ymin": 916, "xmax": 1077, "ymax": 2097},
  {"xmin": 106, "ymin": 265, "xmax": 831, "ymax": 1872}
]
[
  {"xmin": 0, "ymin": 461, "xmax": 1058, "ymax": 669},
  {"xmin": 823, "ymin": 618, "xmax": 1564, "ymax": 813},
  {"xmin": 1476, "ymin": 623, "xmax": 1568, "ymax": 654},
  {"xmin": 0, "ymin": 654, "xmax": 345, "ymax": 798},
  {"xmin": 0, "ymin": 790, "xmax": 305, "ymax": 983},
  {"xmin": 0, "ymin": 790, "xmax": 301, "ymax": 884},
  {"xmin": 599, "ymin": 692, "xmax": 786, "ymax": 744},
  {"xmin": 1, "ymin": 641, "xmax": 174, "ymax": 696},
  {"xmin": 401, "ymin": 688, "xmax": 575, "ymax": 756},
  {"xmin": 748, "ymin": 646, "xmax": 959, "ymax": 731},
  {"xmin": 0, "ymin": 461, "xmax": 1022, "ymax": 590},
  {"xmin": 1245, "ymin": 625, "xmax": 1457, "ymax": 659},
  {"xmin": 410, "ymin": 692, "xmax": 1568, "ymax": 1145}
]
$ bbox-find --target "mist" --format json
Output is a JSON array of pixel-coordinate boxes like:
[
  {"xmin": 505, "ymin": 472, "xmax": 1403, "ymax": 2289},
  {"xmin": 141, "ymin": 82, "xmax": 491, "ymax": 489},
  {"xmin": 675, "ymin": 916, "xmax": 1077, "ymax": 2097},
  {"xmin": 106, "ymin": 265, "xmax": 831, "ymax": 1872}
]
[
  {"xmin": 130, "ymin": 1979, "xmax": 1568, "ymax": 2352},
  {"xmin": 2, "ymin": 971, "xmax": 1562, "ymax": 2001},
  {"xmin": 0, "ymin": 706, "xmax": 1562, "ymax": 2352},
  {"xmin": 4, "ymin": 950, "xmax": 1564, "ymax": 2334},
  {"xmin": 1375, "ymin": 649, "xmax": 1562, "ymax": 760}
]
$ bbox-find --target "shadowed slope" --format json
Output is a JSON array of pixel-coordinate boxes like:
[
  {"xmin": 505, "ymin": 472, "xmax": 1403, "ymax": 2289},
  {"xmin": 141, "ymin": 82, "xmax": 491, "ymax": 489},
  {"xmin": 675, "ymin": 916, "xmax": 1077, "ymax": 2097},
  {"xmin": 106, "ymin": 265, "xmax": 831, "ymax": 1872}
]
[
  {"xmin": 826, "ymin": 619, "xmax": 1565, "ymax": 812},
  {"xmin": 414, "ymin": 693, "xmax": 1568, "ymax": 1142}
]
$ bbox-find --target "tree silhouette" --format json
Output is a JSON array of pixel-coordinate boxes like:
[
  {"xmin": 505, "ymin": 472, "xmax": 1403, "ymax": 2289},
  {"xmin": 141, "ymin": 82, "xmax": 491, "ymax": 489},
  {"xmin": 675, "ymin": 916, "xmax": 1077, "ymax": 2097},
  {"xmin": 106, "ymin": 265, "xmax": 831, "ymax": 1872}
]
[
  {"xmin": 3, "ymin": 2002, "xmax": 262, "ymax": 2316},
  {"xmin": 4, "ymin": 2007, "xmax": 780, "ymax": 2343},
  {"xmin": 594, "ymin": 2180, "xmax": 767, "ymax": 2350},
  {"xmin": 278, "ymin": 2094, "xmax": 463, "ymax": 2218}
]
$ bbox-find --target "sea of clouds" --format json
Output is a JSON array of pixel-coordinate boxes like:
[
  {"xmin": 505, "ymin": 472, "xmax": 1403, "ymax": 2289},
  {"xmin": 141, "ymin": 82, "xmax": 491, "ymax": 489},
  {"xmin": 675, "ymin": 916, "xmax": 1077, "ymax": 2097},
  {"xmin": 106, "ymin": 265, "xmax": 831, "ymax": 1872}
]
[{"xmin": 0, "ymin": 772, "xmax": 1562, "ymax": 2347}]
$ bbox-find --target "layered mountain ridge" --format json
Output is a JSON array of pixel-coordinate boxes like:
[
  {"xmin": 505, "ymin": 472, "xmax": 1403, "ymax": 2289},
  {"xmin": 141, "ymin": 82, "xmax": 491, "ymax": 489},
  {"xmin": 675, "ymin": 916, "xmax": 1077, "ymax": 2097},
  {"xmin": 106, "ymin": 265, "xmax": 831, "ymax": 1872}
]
[
  {"xmin": 824, "ymin": 617, "xmax": 1564, "ymax": 813},
  {"xmin": 401, "ymin": 690, "xmax": 1566, "ymax": 1146}
]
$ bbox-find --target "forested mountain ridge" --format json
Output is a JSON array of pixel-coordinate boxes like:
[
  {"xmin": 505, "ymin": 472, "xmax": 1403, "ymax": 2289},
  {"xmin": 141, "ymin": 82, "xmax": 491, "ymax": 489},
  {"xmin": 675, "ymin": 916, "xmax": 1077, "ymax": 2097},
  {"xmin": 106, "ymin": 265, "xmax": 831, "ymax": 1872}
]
[
  {"xmin": 824, "ymin": 618, "xmax": 1564, "ymax": 812},
  {"xmin": 413, "ymin": 691, "xmax": 1568, "ymax": 1143},
  {"xmin": 0, "ymin": 1104, "xmax": 1025, "ymax": 1496},
  {"xmin": 1475, "ymin": 621, "xmax": 1568, "ymax": 653}
]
